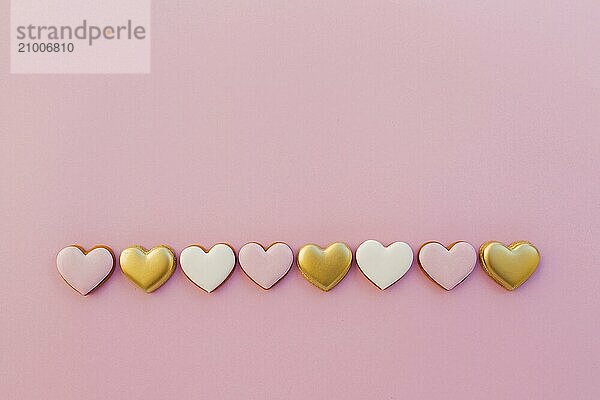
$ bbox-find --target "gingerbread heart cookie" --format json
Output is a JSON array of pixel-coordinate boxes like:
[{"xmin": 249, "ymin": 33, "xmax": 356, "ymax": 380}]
[
  {"xmin": 180, "ymin": 244, "xmax": 236, "ymax": 292},
  {"xmin": 479, "ymin": 241, "xmax": 540, "ymax": 290},
  {"xmin": 356, "ymin": 240, "xmax": 413, "ymax": 290},
  {"xmin": 239, "ymin": 242, "xmax": 293, "ymax": 289},
  {"xmin": 297, "ymin": 243, "xmax": 352, "ymax": 291},
  {"xmin": 120, "ymin": 245, "xmax": 176, "ymax": 293},
  {"xmin": 57, "ymin": 245, "xmax": 115, "ymax": 295},
  {"xmin": 418, "ymin": 241, "xmax": 477, "ymax": 290}
]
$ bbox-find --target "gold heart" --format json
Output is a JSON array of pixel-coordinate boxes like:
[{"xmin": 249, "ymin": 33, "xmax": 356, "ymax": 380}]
[
  {"xmin": 297, "ymin": 243, "xmax": 352, "ymax": 291},
  {"xmin": 120, "ymin": 245, "xmax": 176, "ymax": 293},
  {"xmin": 479, "ymin": 241, "xmax": 540, "ymax": 290}
]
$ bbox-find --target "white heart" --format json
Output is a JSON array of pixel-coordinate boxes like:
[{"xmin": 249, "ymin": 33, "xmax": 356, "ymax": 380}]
[
  {"xmin": 356, "ymin": 240, "xmax": 413, "ymax": 290},
  {"xmin": 180, "ymin": 244, "xmax": 236, "ymax": 292}
]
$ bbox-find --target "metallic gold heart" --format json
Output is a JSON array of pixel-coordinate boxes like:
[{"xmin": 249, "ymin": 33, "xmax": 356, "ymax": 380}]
[
  {"xmin": 120, "ymin": 245, "xmax": 176, "ymax": 293},
  {"xmin": 297, "ymin": 243, "xmax": 352, "ymax": 291},
  {"xmin": 479, "ymin": 241, "xmax": 540, "ymax": 290}
]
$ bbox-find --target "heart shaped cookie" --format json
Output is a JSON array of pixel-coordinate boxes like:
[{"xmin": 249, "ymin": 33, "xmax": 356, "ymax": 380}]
[
  {"xmin": 418, "ymin": 241, "xmax": 477, "ymax": 290},
  {"xmin": 297, "ymin": 243, "xmax": 352, "ymax": 291},
  {"xmin": 356, "ymin": 240, "xmax": 413, "ymax": 290},
  {"xmin": 180, "ymin": 244, "xmax": 236, "ymax": 292},
  {"xmin": 120, "ymin": 245, "xmax": 176, "ymax": 293},
  {"xmin": 239, "ymin": 242, "xmax": 293, "ymax": 289},
  {"xmin": 479, "ymin": 241, "xmax": 540, "ymax": 290},
  {"xmin": 57, "ymin": 245, "xmax": 115, "ymax": 295}
]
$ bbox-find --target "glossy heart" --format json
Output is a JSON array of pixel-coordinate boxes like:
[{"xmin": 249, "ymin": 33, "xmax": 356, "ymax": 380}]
[
  {"xmin": 57, "ymin": 245, "xmax": 115, "ymax": 295},
  {"xmin": 239, "ymin": 242, "xmax": 293, "ymax": 289},
  {"xmin": 479, "ymin": 241, "xmax": 540, "ymax": 290},
  {"xmin": 418, "ymin": 241, "xmax": 477, "ymax": 290},
  {"xmin": 180, "ymin": 244, "xmax": 236, "ymax": 292},
  {"xmin": 297, "ymin": 243, "xmax": 352, "ymax": 291},
  {"xmin": 120, "ymin": 245, "xmax": 176, "ymax": 293},
  {"xmin": 356, "ymin": 240, "xmax": 413, "ymax": 290}
]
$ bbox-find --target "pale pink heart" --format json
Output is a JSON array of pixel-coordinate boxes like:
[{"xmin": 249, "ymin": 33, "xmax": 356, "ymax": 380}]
[
  {"xmin": 238, "ymin": 242, "xmax": 294, "ymax": 289},
  {"xmin": 418, "ymin": 241, "xmax": 477, "ymax": 290},
  {"xmin": 56, "ymin": 246, "xmax": 115, "ymax": 295}
]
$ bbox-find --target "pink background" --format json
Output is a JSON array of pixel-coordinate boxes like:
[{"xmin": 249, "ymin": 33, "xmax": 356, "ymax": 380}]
[{"xmin": 1, "ymin": 1, "xmax": 599, "ymax": 398}]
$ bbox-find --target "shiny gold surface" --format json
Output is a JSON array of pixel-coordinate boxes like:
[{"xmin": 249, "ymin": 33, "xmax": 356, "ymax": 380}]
[
  {"xmin": 120, "ymin": 245, "xmax": 176, "ymax": 293},
  {"xmin": 479, "ymin": 241, "xmax": 540, "ymax": 290},
  {"xmin": 297, "ymin": 243, "xmax": 352, "ymax": 291}
]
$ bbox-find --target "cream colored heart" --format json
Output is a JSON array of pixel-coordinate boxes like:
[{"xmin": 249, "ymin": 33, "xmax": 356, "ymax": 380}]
[
  {"xmin": 180, "ymin": 244, "xmax": 236, "ymax": 292},
  {"xmin": 356, "ymin": 240, "xmax": 413, "ymax": 290}
]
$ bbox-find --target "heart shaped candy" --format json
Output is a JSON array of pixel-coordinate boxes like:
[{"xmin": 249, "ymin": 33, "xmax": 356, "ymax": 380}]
[
  {"xmin": 239, "ymin": 242, "xmax": 293, "ymax": 289},
  {"xmin": 57, "ymin": 245, "xmax": 115, "ymax": 295},
  {"xmin": 120, "ymin": 245, "xmax": 176, "ymax": 293},
  {"xmin": 180, "ymin": 244, "xmax": 236, "ymax": 292},
  {"xmin": 418, "ymin": 241, "xmax": 477, "ymax": 290},
  {"xmin": 297, "ymin": 243, "xmax": 352, "ymax": 291},
  {"xmin": 356, "ymin": 240, "xmax": 413, "ymax": 290},
  {"xmin": 479, "ymin": 241, "xmax": 540, "ymax": 290}
]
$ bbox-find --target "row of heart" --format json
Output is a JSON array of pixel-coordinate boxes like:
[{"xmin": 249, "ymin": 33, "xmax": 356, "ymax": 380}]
[{"xmin": 57, "ymin": 240, "xmax": 540, "ymax": 295}]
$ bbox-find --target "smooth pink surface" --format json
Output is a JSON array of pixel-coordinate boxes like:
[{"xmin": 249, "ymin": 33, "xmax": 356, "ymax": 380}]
[
  {"xmin": 56, "ymin": 246, "xmax": 114, "ymax": 295},
  {"xmin": 1, "ymin": 1, "xmax": 599, "ymax": 399},
  {"xmin": 239, "ymin": 242, "xmax": 293, "ymax": 289},
  {"xmin": 418, "ymin": 242, "xmax": 477, "ymax": 290}
]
